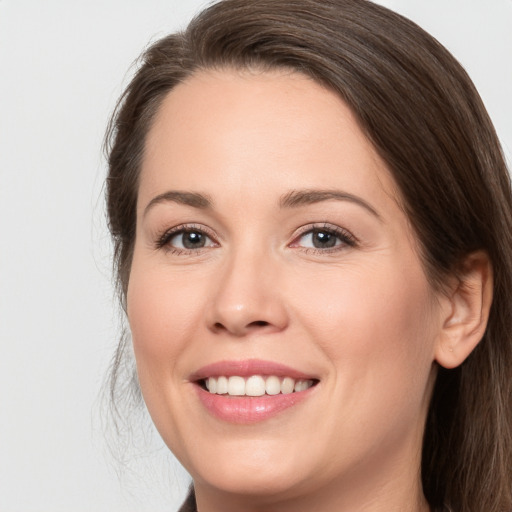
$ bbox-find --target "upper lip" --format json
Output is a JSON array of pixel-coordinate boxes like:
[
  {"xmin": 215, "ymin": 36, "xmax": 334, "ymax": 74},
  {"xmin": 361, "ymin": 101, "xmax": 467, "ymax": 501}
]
[{"xmin": 190, "ymin": 359, "xmax": 317, "ymax": 381}]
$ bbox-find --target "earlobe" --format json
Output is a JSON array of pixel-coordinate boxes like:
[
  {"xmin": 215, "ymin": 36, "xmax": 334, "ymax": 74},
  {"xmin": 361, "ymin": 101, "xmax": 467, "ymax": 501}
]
[{"xmin": 435, "ymin": 251, "xmax": 493, "ymax": 369}]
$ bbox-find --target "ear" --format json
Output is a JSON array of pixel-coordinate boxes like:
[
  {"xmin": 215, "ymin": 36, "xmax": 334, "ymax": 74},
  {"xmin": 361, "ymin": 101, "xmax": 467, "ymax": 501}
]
[{"xmin": 435, "ymin": 251, "xmax": 493, "ymax": 369}]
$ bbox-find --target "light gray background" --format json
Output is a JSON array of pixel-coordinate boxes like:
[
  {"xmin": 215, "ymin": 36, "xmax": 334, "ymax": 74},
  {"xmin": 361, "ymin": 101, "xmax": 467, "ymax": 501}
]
[{"xmin": 1, "ymin": 1, "xmax": 511, "ymax": 511}]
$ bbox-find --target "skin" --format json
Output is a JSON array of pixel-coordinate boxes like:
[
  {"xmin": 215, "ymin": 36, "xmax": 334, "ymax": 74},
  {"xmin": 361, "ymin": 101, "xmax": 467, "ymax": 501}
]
[{"xmin": 127, "ymin": 69, "xmax": 491, "ymax": 512}]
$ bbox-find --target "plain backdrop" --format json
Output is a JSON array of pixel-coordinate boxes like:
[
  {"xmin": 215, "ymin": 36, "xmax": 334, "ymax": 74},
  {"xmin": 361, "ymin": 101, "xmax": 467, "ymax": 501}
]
[{"xmin": 0, "ymin": 1, "xmax": 510, "ymax": 511}]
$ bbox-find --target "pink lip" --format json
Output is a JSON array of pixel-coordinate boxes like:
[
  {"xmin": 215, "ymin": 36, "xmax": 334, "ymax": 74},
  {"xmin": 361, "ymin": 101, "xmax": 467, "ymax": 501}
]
[
  {"xmin": 191, "ymin": 359, "xmax": 318, "ymax": 424},
  {"xmin": 196, "ymin": 387, "xmax": 314, "ymax": 424},
  {"xmin": 190, "ymin": 359, "xmax": 315, "ymax": 380}
]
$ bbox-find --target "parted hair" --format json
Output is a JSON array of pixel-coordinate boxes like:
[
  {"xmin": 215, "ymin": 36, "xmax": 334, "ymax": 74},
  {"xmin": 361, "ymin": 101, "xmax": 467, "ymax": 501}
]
[{"xmin": 105, "ymin": 1, "xmax": 512, "ymax": 510}]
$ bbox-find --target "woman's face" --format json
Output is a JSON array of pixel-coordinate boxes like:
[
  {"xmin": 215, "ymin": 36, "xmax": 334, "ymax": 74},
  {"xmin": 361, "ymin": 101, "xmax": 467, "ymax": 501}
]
[{"xmin": 128, "ymin": 70, "xmax": 443, "ymax": 507}]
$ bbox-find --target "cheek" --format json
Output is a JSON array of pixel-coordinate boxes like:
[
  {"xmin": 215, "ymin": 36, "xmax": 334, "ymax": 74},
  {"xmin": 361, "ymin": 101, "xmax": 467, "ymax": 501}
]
[
  {"xmin": 286, "ymin": 261, "xmax": 439, "ymax": 461},
  {"xmin": 291, "ymin": 260, "xmax": 437, "ymax": 390},
  {"xmin": 126, "ymin": 257, "xmax": 205, "ymax": 376},
  {"xmin": 125, "ymin": 255, "xmax": 211, "ymax": 449}
]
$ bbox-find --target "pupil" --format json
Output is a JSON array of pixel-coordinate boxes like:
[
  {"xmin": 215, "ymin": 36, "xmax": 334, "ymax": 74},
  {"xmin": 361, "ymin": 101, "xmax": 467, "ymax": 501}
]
[
  {"xmin": 183, "ymin": 231, "xmax": 205, "ymax": 249},
  {"xmin": 312, "ymin": 230, "xmax": 336, "ymax": 248}
]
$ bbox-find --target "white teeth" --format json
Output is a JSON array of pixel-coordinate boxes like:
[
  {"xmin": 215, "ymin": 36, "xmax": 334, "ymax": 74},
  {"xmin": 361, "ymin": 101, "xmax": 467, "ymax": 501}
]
[
  {"xmin": 245, "ymin": 375, "xmax": 266, "ymax": 396},
  {"xmin": 281, "ymin": 377, "xmax": 295, "ymax": 394},
  {"xmin": 204, "ymin": 375, "xmax": 315, "ymax": 396},
  {"xmin": 217, "ymin": 376, "xmax": 228, "ymax": 395},
  {"xmin": 207, "ymin": 377, "xmax": 217, "ymax": 393},
  {"xmin": 265, "ymin": 376, "xmax": 281, "ymax": 395},
  {"xmin": 228, "ymin": 376, "xmax": 246, "ymax": 396},
  {"xmin": 294, "ymin": 380, "xmax": 315, "ymax": 392}
]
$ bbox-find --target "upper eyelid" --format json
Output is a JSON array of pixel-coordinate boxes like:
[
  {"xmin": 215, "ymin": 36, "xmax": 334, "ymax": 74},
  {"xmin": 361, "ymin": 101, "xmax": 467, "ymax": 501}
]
[
  {"xmin": 155, "ymin": 221, "xmax": 357, "ymax": 248},
  {"xmin": 163, "ymin": 223, "xmax": 217, "ymax": 237},
  {"xmin": 291, "ymin": 223, "xmax": 357, "ymax": 242}
]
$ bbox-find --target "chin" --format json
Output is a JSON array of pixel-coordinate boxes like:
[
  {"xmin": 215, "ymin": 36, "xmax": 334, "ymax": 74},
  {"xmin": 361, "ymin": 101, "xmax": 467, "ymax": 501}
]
[
  {"xmin": 192, "ymin": 463, "xmax": 315, "ymax": 506},
  {"xmin": 178, "ymin": 436, "xmax": 318, "ymax": 499}
]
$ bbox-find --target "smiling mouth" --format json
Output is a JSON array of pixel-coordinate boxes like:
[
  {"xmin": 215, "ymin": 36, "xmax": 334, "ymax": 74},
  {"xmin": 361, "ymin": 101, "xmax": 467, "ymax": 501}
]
[{"xmin": 200, "ymin": 375, "xmax": 318, "ymax": 396}]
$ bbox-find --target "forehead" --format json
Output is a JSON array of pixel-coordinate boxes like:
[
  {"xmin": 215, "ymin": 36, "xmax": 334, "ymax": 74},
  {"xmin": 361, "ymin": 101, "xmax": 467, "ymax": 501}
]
[{"xmin": 140, "ymin": 69, "xmax": 400, "ymax": 214}]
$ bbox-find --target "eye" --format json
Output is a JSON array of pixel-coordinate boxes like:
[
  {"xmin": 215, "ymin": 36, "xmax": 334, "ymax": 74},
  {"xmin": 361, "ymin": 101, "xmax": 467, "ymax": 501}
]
[
  {"xmin": 157, "ymin": 225, "xmax": 217, "ymax": 253},
  {"xmin": 170, "ymin": 230, "xmax": 211, "ymax": 249},
  {"xmin": 291, "ymin": 225, "xmax": 356, "ymax": 252},
  {"xmin": 300, "ymin": 229, "xmax": 340, "ymax": 249}
]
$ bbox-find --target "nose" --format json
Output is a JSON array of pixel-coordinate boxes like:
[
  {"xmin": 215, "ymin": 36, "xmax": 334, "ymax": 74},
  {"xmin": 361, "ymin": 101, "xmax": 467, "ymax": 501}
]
[{"xmin": 205, "ymin": 249, "xmax": 289, "ymax": 337}]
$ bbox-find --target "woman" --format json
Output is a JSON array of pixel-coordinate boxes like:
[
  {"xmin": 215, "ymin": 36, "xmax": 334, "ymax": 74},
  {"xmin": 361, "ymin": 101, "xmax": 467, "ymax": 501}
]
[{"xmin": 104, "ymin": 0, "xmax": 512, "ymax": 510}]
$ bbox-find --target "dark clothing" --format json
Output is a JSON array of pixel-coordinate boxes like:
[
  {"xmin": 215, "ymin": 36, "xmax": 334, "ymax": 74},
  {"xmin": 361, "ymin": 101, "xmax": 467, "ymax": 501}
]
[{"xmin": 177, "ymin": 487, "xmax": 196, "ymax": 512}]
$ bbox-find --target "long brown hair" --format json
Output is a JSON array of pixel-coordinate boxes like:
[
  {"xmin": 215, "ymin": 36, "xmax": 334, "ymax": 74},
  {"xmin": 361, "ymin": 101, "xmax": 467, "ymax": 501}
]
[{"xmin": 105, "ymin": 1, "xmax": 512, "ymax": 510}]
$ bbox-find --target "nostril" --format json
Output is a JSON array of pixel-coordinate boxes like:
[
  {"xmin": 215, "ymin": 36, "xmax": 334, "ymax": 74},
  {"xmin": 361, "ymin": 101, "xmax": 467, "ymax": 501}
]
[
  {"xmin": 249, "ymin": 320, "xmax": 270, "ymax": 328},
  {"xmin": 210, "ymin": 317, "xmax": 278, "ymax": 336},
  {"xmin": 213, "ymin": 320, "xmax": 269, "ymax": 332}
]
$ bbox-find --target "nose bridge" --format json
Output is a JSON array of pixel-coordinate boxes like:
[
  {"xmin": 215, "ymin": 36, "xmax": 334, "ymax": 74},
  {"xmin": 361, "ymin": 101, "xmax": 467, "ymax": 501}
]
[{"xmin": 207, "ymin": 242, "xmax": 287, "ymax": 336}]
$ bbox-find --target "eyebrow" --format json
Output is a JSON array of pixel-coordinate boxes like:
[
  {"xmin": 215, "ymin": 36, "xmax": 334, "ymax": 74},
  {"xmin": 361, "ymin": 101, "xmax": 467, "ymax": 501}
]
[
  {"xmin": 143, "ymin": 190, "xmax": 212, "ymax": 217},
  {"xmin": 143, "ymin": 188, "xmax": 380, "ymax": 219},
  {"xmin": 280, "ymin": 189, "xmax": 381, "ymax": 218}
]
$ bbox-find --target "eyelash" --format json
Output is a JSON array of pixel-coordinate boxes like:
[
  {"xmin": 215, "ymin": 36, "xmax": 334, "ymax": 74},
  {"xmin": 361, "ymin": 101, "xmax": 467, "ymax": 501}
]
[
  {"xmin": 290, "ymin": 223, "xmax": 358, "ymax": 254},
  {"xmin": 155, "ymin": 222, "xmax": 357, "ymax": 255},
  {"xmin": 155, "ymin": 224, "xmax": 218, "ymax": 255}
]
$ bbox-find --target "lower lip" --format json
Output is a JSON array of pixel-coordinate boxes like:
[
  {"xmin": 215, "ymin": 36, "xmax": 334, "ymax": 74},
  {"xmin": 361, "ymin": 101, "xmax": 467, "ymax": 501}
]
[{"xmin": 196, "ymin": 386, "xmax": 315, "ymax": 424}]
